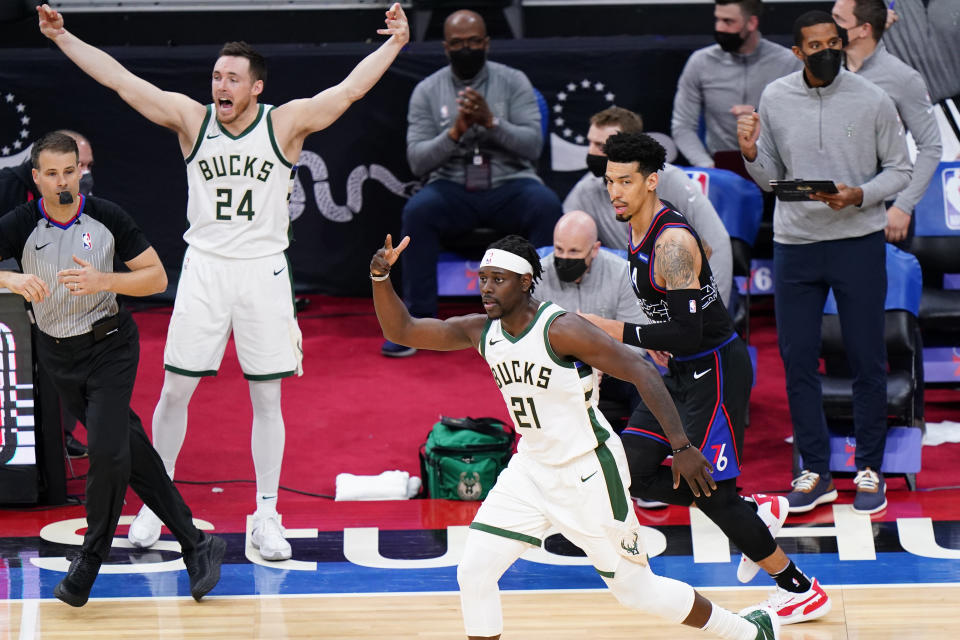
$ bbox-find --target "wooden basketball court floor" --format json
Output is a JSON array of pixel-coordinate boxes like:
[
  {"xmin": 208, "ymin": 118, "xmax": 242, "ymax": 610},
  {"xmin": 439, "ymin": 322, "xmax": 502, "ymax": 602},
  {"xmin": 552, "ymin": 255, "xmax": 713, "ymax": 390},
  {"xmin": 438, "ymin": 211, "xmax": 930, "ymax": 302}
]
[
  {"xmin": 3, "ymin": 585, "xmax": 960, "ymax": 639},
  {"xmin": 3, "ymin": 490, "xmax": 960, "ymax": 639}
]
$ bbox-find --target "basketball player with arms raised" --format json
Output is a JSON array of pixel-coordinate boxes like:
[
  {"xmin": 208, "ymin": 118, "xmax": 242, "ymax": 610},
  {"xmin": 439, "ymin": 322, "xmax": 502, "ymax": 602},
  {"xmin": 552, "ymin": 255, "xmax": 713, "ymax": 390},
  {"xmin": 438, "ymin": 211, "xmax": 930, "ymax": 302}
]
[
  {"xmin": 37, "ymin": 2, "xmax": 409, "ymax": 561},
  {"xmin": 370, "ymin": 233, "xmax": 779, "ymax": 640},
  {"xmin": 582, "ymin": 131, "xmax": 830, "ymax": 624}
]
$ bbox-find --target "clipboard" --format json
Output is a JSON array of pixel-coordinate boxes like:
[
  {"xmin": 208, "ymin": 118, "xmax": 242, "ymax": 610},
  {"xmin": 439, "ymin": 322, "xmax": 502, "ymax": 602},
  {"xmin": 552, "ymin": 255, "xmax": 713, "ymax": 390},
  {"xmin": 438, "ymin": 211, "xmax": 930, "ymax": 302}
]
[{"xmin": 770, "ymin": 179, "xmax": 839, "ymax": 201}]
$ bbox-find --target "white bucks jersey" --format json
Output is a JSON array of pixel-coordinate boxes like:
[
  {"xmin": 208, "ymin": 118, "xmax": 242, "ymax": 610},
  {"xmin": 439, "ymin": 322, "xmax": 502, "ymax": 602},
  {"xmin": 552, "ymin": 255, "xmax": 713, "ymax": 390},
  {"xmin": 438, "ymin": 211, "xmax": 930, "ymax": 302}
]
[
  {"xmin": 184, "ymin": 104, "xmax": 295, "ymax": 258},
  {"xmin": 480, "ymin": 302, "xmax": 615, "ymax": 465}
]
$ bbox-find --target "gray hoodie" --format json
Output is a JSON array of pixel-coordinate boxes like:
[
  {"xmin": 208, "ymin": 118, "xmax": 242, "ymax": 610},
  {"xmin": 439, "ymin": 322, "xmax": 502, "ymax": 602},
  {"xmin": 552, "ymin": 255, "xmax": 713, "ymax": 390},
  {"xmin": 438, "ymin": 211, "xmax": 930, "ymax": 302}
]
[
  {"xmin": 406, "ymin": 61, "xmax": 543, "ymax": 188},
  {"xmin": 745, "ymin": 68, "xmax": 911, "ymax": 244},
  {"xmin": 671, "ymin": 38, "xmax": 801, "ymax": 167},
  {"xmin": 856, "ymin": 42, "xmax": 942, "ymax": 213}
]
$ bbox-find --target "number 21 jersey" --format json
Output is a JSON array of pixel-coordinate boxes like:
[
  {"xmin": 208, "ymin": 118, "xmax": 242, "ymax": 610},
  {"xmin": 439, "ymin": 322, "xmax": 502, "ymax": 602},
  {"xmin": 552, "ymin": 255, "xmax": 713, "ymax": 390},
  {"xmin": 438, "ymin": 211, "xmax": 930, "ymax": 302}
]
[
  {"xmin": 480, "ymin": 301, "xmax": 616, "ymax": 465},
  {"xmin": 184, "ymin": 104, "xmax": 295, "ymax": 258}
]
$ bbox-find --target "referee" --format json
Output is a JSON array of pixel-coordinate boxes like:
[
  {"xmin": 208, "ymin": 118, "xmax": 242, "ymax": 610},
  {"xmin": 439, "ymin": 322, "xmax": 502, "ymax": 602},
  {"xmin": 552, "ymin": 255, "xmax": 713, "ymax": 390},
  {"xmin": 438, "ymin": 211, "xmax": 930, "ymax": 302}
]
[{"xmin": 0, "ymin": 132, "xmax": 225, "ymax": 607}]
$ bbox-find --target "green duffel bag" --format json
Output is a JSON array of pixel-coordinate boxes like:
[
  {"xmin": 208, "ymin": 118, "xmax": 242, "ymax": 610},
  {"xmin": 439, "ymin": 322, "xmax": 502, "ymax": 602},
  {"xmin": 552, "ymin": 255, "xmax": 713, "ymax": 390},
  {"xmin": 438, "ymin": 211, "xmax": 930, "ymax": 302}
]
[{"xmin": 419, "ymin": 416, "xmax": 515, "ymax": 501}]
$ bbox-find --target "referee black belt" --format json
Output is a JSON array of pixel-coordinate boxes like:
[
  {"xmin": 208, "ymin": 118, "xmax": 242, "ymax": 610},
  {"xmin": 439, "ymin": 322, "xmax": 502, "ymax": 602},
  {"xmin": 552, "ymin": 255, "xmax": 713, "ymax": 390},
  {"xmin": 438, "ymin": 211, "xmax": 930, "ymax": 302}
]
[{"xmin": 40, "ymin": 313, "xmax": 122, "ymax": 346}]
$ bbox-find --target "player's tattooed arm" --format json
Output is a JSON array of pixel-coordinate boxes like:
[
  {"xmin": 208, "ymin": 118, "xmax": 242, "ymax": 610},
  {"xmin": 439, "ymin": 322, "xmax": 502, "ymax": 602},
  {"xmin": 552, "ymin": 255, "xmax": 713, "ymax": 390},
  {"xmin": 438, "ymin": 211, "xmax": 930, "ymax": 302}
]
[{"xmin": 653, "ymin": 229, "xmax": 701, "ymax": 291}]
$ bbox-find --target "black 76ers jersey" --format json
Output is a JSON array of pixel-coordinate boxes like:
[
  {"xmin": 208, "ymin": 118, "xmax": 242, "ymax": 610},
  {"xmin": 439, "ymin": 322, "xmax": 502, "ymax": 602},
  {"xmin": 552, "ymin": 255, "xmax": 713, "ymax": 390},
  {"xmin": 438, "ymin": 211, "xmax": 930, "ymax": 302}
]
[{"xmin": 627, "ymin": 204, "xmax": 735, "ymax": 355}]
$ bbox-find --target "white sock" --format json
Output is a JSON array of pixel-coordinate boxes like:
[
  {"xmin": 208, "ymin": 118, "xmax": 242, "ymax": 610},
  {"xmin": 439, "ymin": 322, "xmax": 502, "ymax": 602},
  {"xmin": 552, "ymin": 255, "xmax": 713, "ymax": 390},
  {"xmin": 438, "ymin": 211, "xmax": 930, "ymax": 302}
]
[
  {"xmin": 701, "ymin": 604, "xmax": 758, "ymax": 640},
  {"xmin": 152, "ymin": 371, "xmax": 201, "ymax": 479},
  {"xmin": 250, "ymin": 379, "xmax": 285, "ymax": 513},
  {"xmin": 256, "ymin": 494, "xmax": 279, "ymax": 517}
]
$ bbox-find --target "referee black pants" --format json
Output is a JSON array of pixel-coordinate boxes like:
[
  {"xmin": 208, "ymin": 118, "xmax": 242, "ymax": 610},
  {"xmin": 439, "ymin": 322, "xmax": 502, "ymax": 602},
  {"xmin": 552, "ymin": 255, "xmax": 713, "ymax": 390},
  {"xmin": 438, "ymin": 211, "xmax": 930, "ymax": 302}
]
[{"xmin": 37, "ymin": 312, "xmax": 201, "ymax": 563}]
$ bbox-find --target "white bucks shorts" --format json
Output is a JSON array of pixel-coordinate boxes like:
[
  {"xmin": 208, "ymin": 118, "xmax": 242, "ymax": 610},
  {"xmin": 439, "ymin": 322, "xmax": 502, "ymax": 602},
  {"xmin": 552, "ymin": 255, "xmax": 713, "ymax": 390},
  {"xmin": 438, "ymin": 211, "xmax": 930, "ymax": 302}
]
[
  {"xmin": 470, "ymin": 435, "xmax": 646, "ymax": 577},
  {"xmin": 164, "ymin": 246, "xmax": 303, "ymax": 380}
]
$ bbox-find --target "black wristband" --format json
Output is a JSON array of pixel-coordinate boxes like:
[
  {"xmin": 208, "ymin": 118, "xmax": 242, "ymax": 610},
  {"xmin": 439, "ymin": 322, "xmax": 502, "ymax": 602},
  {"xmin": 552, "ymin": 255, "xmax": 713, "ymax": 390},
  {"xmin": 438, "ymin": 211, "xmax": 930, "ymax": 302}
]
[{"xmin": 671, "ymin": 442, "xmax": 694, "ymax": 455}]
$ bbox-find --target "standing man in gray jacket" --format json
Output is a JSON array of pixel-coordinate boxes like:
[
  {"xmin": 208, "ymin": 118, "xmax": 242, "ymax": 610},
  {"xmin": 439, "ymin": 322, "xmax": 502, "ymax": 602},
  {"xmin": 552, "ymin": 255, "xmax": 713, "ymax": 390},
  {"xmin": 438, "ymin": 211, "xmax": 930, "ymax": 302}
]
[
  {"xmin": 671, "ymin": 0, "xmax": 800, "ymax": 168},
  {"xmin": 564, "ymin": 107, "xmax": 734, "ymax": 306},
  {"xmin": 385, "ymin": 9, "xmax": 562, "ymax": 357},
  {"xmin": 738, "ymin": 11, "xmax": 911, "ymax": 515},
  {"xmin": 832, "ymin": 0, "xmax": 942, "ymax": 243}
]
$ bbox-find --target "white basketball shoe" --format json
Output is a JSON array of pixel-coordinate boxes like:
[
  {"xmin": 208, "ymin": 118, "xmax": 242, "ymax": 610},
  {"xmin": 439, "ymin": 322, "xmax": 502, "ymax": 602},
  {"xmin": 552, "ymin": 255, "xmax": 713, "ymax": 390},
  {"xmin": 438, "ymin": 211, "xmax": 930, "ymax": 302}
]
[
  {"xmin": 251, "ymin": 512, "xmax": 292, "ymax": 561},
  {"xmin": 737, "ymin": 493, "xmax": 789, "ymax": 583},
  {"xmin": 128, "ymin": 504, "xmax": 163, "ymax": 549}
]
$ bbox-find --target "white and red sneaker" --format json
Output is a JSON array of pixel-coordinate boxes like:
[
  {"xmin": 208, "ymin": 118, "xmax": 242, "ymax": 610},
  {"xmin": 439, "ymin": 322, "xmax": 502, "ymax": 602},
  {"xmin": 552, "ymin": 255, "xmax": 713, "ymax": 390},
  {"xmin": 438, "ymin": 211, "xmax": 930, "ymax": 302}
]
[
  {"xmin": 742, "ymin": 577, "xmax": 832, "ymax": 625},
  {"xmin": 737, "ymin": 494, "xmax": 790, "ymax": 583}
]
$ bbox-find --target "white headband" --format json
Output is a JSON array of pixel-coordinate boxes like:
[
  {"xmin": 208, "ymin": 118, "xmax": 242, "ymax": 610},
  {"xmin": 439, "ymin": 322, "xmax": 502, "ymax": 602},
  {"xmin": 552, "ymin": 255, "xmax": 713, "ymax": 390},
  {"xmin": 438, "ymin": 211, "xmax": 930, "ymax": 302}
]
[{"xmin": 480, "ymin": 248, "xmax": 533, "ymax": 276}]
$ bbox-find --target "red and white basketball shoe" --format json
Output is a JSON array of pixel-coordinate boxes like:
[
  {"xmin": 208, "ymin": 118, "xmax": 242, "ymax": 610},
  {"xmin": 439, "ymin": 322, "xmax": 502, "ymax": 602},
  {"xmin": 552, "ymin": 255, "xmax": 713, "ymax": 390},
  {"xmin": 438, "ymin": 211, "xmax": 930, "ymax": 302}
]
[
  {"xmin": 737, "ymin": 493, "xmax": 790, "ymax": 583},
  {"xmin": 743, "ymin": 577, "xmax": 832, "ymax": 625}
]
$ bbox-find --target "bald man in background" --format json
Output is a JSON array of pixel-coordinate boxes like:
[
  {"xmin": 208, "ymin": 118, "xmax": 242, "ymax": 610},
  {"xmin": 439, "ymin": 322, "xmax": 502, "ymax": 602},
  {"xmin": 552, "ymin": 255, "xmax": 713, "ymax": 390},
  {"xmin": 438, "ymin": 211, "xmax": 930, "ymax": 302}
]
[{"xmin": 536, "ymin": 211, "xmax": 649, "ymax": 434}]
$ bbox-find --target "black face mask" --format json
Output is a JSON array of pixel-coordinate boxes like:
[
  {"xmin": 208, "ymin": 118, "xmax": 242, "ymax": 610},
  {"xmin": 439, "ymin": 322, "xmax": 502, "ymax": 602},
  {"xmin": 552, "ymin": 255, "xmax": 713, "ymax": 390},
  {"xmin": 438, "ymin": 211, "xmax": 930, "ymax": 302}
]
[
  {"xmin": 835, "ymin": 26, "xmax": 850, "ymax": 48},
  {"xmin": 586, "ymin": 154, "xmax": 607, "ymax": 178},
  {"xmin": 448, "ymin": 47, "xmax": 486, "ymax": 80},
  {"xmin": 555, "ymin": 257, "xmax": 589, "ymax": 283},
  {"xmin": 805, "ymin": 48, "xmax": 843, "ymax": 85},
  {"xmin": 79, "ymin": 171, "xmax": 93, "ymax": 196},
  {"xmin": 714, "ymin": 30, "xmax": 746, "ymax": 53}
]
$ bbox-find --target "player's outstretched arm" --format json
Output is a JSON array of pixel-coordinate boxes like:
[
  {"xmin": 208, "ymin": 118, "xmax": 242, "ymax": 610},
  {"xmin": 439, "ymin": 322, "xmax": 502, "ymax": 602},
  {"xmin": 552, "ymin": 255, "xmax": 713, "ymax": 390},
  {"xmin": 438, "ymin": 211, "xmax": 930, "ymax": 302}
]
[
  {"xmin": 549, "ymin": 313, "xmax": 716, "ymax": 497},
  {"xmin": 271, "ymin": 3, "xmax": 409, "ymax": 153},
  {"xmin": 370, "ymin": 234, "xmax": 483, "ymax": 352},
  {"xmin": 37, "ymin": 4, "xmax": 204, "ymax": 150}
]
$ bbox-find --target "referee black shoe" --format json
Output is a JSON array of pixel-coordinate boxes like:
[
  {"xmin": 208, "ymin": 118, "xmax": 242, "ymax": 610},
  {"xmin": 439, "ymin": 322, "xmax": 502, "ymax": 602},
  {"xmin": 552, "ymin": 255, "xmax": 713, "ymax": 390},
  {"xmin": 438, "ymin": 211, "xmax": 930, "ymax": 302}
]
[
  {"xmin": 54, "ymin": 549, "xmax": 101, "ymax": 607},
  {"xmin": 183, "ymin": 532, "xmax": 226, "ymax": 602},
  {"xmin": 65, "ymin": 434, "xmax": 88, "ymax": 459}
]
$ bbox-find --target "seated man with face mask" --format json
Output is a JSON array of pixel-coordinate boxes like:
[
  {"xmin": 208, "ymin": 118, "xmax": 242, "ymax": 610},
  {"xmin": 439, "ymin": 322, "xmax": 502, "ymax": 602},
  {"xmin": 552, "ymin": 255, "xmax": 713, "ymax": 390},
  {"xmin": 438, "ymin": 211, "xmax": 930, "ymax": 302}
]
[
  {"xmin": 536, "ymin": 210, "xmax": 649, "ymax": 433},
  {"xmin": 384, "ymin": 8, "xmax": 562, "ymax": 357}
]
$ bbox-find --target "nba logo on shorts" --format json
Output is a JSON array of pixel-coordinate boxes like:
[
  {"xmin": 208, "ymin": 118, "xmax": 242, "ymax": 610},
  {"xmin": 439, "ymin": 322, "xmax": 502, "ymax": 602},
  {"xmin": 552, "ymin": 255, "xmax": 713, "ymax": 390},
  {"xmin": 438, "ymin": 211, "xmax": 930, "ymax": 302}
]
[
  {"xmin": 82, "ymin": 232, "xmax": 93, "ymax": 250},
  {"xmin": 943, "ymin": 168, "xmax": 960, "ymax": 230}
]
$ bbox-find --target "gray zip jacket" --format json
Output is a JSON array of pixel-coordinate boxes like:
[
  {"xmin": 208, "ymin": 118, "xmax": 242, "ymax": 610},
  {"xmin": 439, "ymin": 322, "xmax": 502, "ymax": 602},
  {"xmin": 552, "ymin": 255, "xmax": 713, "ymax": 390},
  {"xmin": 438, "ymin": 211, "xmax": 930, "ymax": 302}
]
[
  {"xmin": 671, "ymin": 38, "xmax": 801, "ymax": 167},
  {"xmin": 562, "ymin": 163, "xmax": 733, "ymax": 306},
  {"xmin": 856, "ymin": 42, "xmax": 942, "ymax": 214},
  {"xmin": 537, "ymin": 249, "xmax": 648, "ymax": 326},
  {"xmin": 406, "ymin": 61, "xmax": 542, "ymax": 187},
  {"xmin": 745, "ymin": 68, "xmax": 911, "ymax": 244}
]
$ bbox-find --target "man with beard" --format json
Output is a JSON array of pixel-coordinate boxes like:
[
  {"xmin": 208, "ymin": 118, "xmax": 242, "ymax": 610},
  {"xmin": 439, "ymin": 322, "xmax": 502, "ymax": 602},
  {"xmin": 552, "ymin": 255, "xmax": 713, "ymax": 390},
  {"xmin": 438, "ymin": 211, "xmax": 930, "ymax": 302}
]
[
  {"xmin": 382, "ymin": 9, "xmax": 562, "ymax": 357},
  {"xmin": 672, "ymin": 0, "xmax": 800, "ymax": 168},
  {"xmin": 738, "ymin": 11, "xmax": 911, "ymax": 515},
  {"xmin": 370, "ymin": 232, "xmax": 779, "ymax": 640},
  {"xmin": 37, "ymin": 2, "xmax": 410, "ymax": 561}
]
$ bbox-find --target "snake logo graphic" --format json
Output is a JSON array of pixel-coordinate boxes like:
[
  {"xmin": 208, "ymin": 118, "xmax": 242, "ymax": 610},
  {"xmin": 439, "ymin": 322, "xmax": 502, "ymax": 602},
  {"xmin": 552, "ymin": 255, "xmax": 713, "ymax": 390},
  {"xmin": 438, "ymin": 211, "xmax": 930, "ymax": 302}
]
[{"xmin": 288, "ymin": 150, "xmax": 421, "ymax": 223}]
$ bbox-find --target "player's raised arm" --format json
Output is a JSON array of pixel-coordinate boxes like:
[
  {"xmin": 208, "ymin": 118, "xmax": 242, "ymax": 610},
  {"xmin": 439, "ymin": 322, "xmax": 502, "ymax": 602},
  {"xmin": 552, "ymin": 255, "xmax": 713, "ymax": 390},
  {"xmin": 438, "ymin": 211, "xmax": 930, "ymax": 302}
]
[
  {"xmin": 270, "ymin": 3, "xmax": 409, "ymax": 157},
  {"xmin": 370, "ymin": 234, "xmax": 483, "ymax": 351},
  {"xmin": 37, "ymin": 4, "xmax": 205, "ymax": 152}
]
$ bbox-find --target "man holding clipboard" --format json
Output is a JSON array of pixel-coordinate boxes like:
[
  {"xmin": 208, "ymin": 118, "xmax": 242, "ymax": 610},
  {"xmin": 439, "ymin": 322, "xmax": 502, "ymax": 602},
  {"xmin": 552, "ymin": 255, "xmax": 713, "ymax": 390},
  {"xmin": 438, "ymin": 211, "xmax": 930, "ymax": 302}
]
[{"xmin": 737, "ymin": 11, "xmax": 910, "ymax": 515}]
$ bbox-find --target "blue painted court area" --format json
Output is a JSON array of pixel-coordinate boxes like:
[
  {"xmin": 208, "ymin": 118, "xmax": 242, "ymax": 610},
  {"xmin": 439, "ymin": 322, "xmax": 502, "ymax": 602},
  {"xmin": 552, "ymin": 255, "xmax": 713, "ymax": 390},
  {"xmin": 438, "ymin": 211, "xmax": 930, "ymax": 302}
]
[{"xmin": 5, "ymin": 547, "xmax": 960, "ymax": 602}]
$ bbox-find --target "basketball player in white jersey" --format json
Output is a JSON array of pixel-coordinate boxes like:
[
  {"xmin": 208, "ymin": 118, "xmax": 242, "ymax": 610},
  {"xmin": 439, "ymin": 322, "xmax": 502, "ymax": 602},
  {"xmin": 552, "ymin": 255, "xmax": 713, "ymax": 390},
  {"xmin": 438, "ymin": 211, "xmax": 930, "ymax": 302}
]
[
  {"xmin": 38, "ymin": 3, "xmax": 409, "ymax": 561},
  {"xmin": 370, "ymin": 234, "xmax": 779, "ymax": 640}
]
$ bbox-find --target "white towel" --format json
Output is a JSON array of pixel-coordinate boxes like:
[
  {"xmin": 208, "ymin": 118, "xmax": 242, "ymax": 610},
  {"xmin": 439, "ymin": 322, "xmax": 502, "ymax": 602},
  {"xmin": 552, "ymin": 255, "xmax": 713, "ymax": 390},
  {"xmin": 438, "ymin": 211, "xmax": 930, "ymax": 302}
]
[
  {"xmin": 923, "ymin": 421, "xmax": 960, "ymax": 447},
  {"xmin": 335, "ymin": 470, "xmax": 420, "ymax": 501}
]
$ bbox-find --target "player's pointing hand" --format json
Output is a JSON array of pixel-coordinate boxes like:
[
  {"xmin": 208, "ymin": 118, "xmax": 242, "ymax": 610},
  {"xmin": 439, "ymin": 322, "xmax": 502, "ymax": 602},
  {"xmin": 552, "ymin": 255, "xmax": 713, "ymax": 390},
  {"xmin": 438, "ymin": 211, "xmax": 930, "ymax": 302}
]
[{"xmin": 370, "ymin": 233, "xmax": 410, "ymax": 279}]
